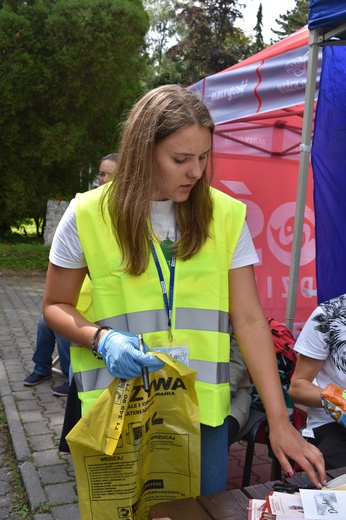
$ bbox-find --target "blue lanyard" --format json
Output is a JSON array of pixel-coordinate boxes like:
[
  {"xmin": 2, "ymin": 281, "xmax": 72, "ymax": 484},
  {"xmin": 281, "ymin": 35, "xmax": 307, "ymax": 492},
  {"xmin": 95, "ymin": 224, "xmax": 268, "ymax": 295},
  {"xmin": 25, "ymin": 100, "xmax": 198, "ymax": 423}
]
[{"xmin": 149, "ymin": 239, "xmax": 176, "ymax": 342}]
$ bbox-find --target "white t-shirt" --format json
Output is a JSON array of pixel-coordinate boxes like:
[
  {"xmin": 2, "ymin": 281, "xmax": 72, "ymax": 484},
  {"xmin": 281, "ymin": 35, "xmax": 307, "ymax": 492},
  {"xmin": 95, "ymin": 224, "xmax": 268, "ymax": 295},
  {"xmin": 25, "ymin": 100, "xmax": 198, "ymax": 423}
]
[
  {"xmin": 294, "ymin": 293, "xmax": 346, "ymax": 438},
  {"xmin": 49, "ymin": 198, "xmax": 259, "ymax": 269}
]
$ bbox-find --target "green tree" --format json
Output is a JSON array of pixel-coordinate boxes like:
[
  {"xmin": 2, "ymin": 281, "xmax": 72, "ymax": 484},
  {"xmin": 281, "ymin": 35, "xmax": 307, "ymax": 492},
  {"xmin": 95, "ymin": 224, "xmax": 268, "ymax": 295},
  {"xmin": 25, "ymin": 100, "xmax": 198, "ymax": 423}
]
[
  {"xmin": 144, "ymin": 0, "xmax": 176, "ymax": 70},
  {"xmin": 252, "ymin": 3, "xmax": 265, "ymax": 53},
  {"xmin": 272, "ymin": 0, "xmax": 309, "ymax": 41},
  {"xmin": 143, "ymin": 0, "xmax": 183, "ymax": 88},
  {"xmin": 145, "ymin": 0, "xmax": 252, "ymax": 87},
  {"xmin": 0, "ymin": 0, "xmax": 148, "ymax": 233},
  {"xmin": 171, "ymin": 0, "xmax": 253, "ymax": 85}
]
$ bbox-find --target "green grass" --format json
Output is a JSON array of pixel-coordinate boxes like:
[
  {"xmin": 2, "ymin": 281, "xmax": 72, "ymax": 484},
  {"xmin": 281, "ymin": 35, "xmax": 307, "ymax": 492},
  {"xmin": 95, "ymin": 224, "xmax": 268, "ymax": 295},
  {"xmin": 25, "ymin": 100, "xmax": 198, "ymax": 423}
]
[
  {"xmin": 0, "ymin": 242, "xmax": 49, "ymax": 271},
  {"xmin": 0, "ymin": 222, "xmax": 49, "ymax": 272}
]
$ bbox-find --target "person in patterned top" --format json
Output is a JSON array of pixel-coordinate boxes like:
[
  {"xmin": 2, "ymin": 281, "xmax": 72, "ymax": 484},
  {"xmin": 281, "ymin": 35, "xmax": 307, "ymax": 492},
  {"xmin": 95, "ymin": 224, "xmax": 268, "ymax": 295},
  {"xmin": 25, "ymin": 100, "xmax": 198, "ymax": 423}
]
[{"xmin": 290, "ymin": 293, "xmax": 346, "ymax": 469}]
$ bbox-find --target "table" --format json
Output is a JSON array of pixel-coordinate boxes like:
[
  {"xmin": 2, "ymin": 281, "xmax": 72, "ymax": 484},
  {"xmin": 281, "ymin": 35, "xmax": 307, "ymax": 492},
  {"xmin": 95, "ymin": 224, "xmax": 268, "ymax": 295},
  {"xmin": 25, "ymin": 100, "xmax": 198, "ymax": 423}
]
[
  {"xmin": 148, "ymin": 489, "xmax": 251, "ymax": 520},
  {"xmin": 148, "ymin": 467, "xmax": 346, "ymax": 520},
  {"xmin": 283, "ymin": 465, "xmax": 346, "ymax": 492}
]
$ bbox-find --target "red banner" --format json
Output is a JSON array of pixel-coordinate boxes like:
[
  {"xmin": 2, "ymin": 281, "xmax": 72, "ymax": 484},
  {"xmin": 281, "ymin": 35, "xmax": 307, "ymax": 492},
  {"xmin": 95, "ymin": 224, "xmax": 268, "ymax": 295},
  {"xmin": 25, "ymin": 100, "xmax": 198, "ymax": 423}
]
[{"xmin": 213, "ymin": 152, "xmax": 317, "ymax": 336}]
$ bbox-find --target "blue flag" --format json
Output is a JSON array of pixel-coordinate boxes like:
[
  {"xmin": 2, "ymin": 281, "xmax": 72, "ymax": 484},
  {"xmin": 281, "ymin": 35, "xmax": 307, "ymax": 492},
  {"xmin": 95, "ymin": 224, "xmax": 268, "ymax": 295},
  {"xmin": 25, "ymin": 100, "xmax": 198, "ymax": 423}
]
[{"xmin": 312, "ymin": 46, "xmax": 346, "ymax": 303}]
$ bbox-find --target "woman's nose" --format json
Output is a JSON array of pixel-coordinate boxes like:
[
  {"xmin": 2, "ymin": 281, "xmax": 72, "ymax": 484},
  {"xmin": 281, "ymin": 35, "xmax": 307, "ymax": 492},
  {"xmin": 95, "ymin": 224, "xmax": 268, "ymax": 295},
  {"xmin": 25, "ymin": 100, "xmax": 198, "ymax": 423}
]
[{"xmin": 187, "ymin": 160, "xmax": 203, "ymax": 179}]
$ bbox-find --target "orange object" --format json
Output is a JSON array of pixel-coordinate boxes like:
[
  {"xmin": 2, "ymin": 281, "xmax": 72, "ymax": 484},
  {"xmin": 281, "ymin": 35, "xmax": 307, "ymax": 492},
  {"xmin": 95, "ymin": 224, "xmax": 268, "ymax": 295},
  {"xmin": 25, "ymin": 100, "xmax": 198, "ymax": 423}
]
[{"xmin": 321, "ymin": 384, "xmax": 346, "ymax": 428}]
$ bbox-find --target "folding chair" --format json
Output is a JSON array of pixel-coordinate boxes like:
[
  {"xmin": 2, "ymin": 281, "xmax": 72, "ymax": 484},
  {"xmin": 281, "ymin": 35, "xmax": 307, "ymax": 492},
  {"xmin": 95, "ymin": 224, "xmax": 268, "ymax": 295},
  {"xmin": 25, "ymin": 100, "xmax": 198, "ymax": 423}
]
[{"xmin": 230, "ymin": 408, "xmax": 281, "ymax": 489}]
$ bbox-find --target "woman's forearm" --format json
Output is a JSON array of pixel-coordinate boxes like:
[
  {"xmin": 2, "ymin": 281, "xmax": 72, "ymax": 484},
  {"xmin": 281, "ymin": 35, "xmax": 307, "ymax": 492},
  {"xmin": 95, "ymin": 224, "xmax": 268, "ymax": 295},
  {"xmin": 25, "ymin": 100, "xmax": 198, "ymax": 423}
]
[{"xmin": 289, "ymin": 379, "xmax": 323, "ymax": 408}]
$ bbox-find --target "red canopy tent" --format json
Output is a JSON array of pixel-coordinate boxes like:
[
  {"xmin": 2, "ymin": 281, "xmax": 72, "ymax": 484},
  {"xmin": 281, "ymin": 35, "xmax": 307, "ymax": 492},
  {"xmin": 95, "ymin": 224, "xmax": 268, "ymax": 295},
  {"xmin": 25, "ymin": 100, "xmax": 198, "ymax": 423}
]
[{"xmin": 188, "ymin": 27, "xmax": 322, "ymax": 335}]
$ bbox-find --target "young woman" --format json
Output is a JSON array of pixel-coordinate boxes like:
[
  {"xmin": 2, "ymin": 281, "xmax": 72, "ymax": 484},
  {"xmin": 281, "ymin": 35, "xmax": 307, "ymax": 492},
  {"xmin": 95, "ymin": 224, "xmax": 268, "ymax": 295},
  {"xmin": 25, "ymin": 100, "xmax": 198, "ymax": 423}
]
[{"xmin": 43, "ymin": 84, "xmax": 325, "ymax": 495}]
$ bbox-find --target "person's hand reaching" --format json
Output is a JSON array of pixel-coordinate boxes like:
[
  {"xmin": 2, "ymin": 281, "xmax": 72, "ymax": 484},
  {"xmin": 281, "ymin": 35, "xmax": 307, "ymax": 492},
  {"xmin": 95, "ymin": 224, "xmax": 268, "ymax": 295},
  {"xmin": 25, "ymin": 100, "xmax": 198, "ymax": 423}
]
[
  {"xmin": 268, "ymin": 418, "xmax": 326, "ymax": 490},
  {"xmin": 97, "ymin": 330, "xmax": 164, "ymax": 379}
]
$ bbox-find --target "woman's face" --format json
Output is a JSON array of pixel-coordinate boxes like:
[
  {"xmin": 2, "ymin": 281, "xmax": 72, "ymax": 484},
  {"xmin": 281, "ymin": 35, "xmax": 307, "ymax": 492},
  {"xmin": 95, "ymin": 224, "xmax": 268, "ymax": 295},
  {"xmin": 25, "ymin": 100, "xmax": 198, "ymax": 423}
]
[
  {"xmin": 153, "ymin": 124, "xmax": 211, "ymax": 202},
  {"xmin": 98, "ymin": 159, "xmax": 116, "ymax": 185}
]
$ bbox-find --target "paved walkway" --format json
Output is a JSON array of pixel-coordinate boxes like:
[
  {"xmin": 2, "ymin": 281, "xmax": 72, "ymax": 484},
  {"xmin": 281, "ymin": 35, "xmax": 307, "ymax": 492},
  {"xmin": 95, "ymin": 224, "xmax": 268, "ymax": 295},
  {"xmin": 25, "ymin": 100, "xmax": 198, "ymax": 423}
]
[{"xmin": 0, "ymin": 272, "xmax": 274, "ymax": 520}]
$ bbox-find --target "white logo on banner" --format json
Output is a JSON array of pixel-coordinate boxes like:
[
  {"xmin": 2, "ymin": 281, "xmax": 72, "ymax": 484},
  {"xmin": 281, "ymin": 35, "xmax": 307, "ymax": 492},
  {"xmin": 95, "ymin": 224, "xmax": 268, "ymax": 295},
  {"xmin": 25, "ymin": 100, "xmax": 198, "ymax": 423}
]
[
  {"xmin": 220, "ymin": 181, "xmax": 315, "ymax": 267},
  {"xmin": 286, "ymin": 52, "xmax": 309, "ymax": 77},
  {"xmin": 267, "ymin": 202, "xmax": 315, "ymax": 266},
  {"xmin": 277, "ymin": 51, "xmax": 309, "ymax": 94},
  {"xmin": 210, "ymin": 79, "xmax": 248, "ymax": 102}
]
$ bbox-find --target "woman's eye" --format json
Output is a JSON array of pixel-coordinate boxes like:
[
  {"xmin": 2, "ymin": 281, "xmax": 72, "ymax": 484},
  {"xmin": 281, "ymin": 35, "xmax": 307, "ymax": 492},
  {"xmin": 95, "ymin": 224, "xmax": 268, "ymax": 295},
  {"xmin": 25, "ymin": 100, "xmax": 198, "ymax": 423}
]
[{"xmin": 174, "ymin": 158, "xmax": 186, "ymax": 164}]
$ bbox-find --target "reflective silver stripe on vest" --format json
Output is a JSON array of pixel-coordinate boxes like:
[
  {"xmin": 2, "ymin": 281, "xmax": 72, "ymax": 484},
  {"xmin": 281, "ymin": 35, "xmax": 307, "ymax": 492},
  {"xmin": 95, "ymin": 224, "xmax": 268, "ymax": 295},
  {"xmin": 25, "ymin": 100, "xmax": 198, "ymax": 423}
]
[
  {"xmin": 74, "ymin": 367, "xmax": 114, "ymax": 393},
  {"xmin": 190, "ymin": 360, "xmax": 230, "ymax": 384},
  {"xmin": 98, "ymin": 309, "xmax": 167, "ymax": 334},
  {"xmin": 176, "ymin": 308, "xmax": 229, "ymax": 333},
  {"xmin": 98, "ymin": 308, "xmax": 229, "ymax": 334},
  {"xmin": 73, "ymin": 360, "xmax": 229, "ymax": 393}
]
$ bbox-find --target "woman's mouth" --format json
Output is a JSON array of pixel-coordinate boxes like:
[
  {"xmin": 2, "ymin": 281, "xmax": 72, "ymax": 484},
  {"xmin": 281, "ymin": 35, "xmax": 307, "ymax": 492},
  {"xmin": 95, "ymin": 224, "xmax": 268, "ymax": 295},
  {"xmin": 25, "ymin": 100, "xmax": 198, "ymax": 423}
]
[{"xmin": 180, "ymin": 184, "xmax": 193, "ymax": 191}]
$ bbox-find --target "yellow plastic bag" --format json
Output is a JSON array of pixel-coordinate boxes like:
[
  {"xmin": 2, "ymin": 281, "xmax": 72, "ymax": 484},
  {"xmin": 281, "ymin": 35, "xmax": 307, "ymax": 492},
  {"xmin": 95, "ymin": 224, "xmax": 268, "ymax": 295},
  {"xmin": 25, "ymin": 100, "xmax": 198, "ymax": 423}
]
[{"xmin": 66, "ymin": 353, "xmax": 200, "ymax": 520}]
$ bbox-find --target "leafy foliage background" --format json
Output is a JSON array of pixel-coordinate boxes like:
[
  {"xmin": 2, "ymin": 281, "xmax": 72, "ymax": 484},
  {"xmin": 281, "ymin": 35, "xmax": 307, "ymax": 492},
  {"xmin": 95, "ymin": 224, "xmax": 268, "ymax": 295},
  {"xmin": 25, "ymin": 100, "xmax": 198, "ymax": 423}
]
[{"xmin": 0, "ymin": 0, "xmax": 148, "ymax": 233}]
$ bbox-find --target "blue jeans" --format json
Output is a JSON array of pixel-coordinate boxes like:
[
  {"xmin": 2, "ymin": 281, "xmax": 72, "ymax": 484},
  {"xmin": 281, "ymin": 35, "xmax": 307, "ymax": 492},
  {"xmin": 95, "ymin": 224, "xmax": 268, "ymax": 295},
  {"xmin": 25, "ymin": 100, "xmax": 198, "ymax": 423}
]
[
  {"xmin": 32, "ymin": 315, "xmax": 70, "ymax": 377},
  {"xmin": 200, "ymin": 419, "xmax": 228, "ymax": 495}
]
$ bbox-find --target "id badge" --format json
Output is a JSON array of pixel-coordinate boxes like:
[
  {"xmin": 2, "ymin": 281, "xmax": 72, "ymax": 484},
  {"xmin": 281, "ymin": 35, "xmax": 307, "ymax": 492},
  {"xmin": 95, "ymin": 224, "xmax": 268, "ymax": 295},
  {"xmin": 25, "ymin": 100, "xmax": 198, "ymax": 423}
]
[{"xmin": 152, "ymin": 340, "xmax": 189, "ymax": 366}]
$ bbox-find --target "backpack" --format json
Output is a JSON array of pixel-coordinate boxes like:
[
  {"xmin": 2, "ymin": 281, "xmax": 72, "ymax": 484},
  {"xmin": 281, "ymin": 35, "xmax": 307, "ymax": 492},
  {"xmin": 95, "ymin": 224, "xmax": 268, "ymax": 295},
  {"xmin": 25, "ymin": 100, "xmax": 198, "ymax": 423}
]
[{"xmin": 250, "ymin": 318, "xmax": 298, "ymax": 426}]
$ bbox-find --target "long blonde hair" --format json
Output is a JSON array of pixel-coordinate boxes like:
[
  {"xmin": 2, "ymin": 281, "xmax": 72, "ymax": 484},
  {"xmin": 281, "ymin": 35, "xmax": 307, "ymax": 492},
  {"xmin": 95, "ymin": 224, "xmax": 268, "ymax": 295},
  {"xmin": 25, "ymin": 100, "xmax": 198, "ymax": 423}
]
[{"xmin": 106, "ymin": 84, "xmax": 215, "ymax": 275}]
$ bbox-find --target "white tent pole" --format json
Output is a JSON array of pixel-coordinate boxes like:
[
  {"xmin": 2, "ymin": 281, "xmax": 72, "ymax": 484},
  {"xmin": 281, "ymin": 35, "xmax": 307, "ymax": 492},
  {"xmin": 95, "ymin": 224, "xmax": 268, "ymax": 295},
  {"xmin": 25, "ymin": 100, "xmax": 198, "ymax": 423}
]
[{"xmin": 285, "ymin": 28, "xmax": 323, "ymax": 332}]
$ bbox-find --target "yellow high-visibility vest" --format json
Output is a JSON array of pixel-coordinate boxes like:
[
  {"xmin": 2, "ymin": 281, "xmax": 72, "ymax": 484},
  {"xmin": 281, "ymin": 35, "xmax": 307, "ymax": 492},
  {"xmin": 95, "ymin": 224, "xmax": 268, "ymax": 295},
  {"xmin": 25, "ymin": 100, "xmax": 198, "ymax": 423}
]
[{"xmin": 71, "ymin": 186, "xmax": 246, "ymax": 426}]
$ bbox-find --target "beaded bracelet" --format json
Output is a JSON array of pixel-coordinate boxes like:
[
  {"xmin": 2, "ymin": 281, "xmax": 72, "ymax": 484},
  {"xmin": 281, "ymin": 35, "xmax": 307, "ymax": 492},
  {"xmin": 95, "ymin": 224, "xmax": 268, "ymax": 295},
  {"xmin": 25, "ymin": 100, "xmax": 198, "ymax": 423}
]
[{"xmin": 91, "ymin": 326, "xmax": 112, "ymax": 359}]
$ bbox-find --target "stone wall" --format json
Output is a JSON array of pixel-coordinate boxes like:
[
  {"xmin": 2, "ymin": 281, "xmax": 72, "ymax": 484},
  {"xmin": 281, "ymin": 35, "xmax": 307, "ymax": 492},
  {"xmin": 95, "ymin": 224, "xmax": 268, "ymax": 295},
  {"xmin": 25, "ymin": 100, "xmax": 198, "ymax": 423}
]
[{"xmin": 43, "ymin": 199, "xmax": 69, "ymax": 246}]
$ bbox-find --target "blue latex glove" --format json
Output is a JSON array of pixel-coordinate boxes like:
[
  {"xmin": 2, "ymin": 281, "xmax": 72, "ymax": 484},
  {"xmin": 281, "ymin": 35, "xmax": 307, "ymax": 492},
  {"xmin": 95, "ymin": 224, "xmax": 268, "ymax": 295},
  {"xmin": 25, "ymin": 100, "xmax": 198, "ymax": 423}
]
[{"xmin": 97, "ymin": 329, "xmax": 165, "ymax": 380}]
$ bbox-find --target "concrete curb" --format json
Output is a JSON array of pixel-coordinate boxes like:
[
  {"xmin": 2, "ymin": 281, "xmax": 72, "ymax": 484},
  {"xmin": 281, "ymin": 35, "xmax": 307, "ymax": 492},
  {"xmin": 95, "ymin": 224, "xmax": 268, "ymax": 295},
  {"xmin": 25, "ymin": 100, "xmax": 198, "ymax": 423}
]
[
  {"xmin": 0, "ymin": 359, "xmax": 54, "ymax": 519},
  {"xmin": 0, "ymin": 275, "xmax": 79, "ymax": 520}
]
